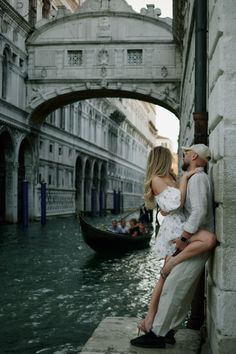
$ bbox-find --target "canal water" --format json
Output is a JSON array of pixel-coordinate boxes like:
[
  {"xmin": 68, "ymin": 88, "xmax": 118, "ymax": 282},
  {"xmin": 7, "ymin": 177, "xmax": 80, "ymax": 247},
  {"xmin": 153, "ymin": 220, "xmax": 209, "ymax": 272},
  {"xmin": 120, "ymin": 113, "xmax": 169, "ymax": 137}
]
[{"xmin": 0, "ymin": 216, "xmax": 162, "ymax": 353}]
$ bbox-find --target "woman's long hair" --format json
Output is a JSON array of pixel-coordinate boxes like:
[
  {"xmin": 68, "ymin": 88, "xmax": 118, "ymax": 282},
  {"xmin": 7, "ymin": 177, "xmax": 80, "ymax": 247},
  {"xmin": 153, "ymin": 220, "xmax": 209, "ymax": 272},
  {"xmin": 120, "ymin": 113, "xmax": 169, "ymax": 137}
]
[{"xmin": 144, "ymin": 146, "xmax": 174, "ymax": 209}]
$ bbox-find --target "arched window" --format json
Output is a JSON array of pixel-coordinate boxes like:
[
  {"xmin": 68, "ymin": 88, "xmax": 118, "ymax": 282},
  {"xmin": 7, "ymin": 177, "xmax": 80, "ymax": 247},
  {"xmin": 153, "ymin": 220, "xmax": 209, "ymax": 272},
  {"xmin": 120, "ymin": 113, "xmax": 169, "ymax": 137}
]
[{"xmin": 2, "ymin": 48, "xmax": 10, "ymax": 99}]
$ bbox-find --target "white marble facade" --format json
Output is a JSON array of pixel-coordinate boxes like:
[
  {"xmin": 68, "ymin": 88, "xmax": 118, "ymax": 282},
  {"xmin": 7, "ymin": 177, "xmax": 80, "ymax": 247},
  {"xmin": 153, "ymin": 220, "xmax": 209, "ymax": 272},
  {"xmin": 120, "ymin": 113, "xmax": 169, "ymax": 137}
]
[{"xmin": 0, "ymin": 0, "xmax": 157, "ymax": 222}]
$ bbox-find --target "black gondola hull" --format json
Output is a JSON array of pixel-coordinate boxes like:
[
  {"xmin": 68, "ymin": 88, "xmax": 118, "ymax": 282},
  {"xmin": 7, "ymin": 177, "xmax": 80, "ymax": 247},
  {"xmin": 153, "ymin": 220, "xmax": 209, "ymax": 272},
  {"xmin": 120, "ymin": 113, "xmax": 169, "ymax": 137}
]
[{"xmin": 79, "ymin": 214, "xmax": 152, "ymax": 253}]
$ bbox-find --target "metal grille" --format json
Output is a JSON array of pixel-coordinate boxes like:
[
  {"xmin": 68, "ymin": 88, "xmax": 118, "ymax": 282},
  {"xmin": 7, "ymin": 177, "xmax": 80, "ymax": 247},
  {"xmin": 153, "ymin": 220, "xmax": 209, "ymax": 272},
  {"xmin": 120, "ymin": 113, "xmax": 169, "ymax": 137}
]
[
  {"xmin": 67, "ymin": 50, "xmax": 83, "ymax": 66},
  {"xmin": 127, "ymin": 50, "xmax": 143, "ymax": 65}
]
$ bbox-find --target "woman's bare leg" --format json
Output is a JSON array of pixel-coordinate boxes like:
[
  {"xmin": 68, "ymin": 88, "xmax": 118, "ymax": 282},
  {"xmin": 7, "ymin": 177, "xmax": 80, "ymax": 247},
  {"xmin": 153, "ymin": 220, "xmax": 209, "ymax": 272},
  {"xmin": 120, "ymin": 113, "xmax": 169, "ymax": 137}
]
[
  {"xmin": 138, "ymin": 258, "xmax": 169, "ymax": 333},
  {"xmin": 162, "ymin": 230, "xmax": 217, "ymax": 276}
]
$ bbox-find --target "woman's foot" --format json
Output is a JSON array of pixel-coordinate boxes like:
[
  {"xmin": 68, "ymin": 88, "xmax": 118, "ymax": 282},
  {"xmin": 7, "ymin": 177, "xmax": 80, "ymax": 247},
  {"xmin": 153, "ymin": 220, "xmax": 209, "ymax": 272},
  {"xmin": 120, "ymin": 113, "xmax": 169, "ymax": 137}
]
[
  {"xmin": 160, "ymin": 257, "xmax": 176, "ymax": 279},
  {"xmin": 137, "ymin": 317, "xmax": 153, "ymax": 333}
]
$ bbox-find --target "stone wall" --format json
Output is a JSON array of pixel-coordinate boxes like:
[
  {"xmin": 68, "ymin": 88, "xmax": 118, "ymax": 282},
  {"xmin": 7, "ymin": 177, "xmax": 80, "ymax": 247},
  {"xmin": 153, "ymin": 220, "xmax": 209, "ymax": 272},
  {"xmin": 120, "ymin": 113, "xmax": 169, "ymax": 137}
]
[
  {"xmin": 207, "ymin": 1, "xmax": 236, "ymax": 353},
  {"xmin": 178, "ymin": 0, "xmax": 236, "ymax": 352}
]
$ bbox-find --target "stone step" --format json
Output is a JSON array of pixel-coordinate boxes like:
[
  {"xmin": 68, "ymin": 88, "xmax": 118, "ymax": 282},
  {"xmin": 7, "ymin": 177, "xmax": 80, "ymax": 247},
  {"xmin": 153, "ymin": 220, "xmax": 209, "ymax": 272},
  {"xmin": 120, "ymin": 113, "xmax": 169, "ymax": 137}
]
[{"xmin": 81, "ymin": 317, "xmax": 201, "ymax": 353}]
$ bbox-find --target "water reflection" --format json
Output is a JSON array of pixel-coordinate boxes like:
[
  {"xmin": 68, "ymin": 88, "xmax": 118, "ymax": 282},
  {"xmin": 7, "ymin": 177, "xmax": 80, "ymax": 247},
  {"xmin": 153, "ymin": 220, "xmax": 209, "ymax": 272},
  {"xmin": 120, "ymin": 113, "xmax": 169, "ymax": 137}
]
[{"xmin": 0, "ymin": 217, "xmax": 162, "ymax": 353}]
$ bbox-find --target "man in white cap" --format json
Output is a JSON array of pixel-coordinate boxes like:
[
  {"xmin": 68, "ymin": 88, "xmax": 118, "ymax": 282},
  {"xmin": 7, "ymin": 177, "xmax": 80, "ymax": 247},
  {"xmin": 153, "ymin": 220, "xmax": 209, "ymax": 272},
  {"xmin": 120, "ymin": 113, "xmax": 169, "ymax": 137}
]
[{"xmin": 130, "ymin": 143, "xmax": 216, "ymax": 348}]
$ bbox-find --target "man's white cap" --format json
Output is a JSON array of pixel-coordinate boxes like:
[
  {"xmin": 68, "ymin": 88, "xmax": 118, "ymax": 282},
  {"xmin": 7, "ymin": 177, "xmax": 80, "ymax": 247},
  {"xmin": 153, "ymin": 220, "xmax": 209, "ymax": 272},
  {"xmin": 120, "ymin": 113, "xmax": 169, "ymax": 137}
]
[{"xmin": 182, "ymin": 144, "xmax": 211, "ymax": 162}]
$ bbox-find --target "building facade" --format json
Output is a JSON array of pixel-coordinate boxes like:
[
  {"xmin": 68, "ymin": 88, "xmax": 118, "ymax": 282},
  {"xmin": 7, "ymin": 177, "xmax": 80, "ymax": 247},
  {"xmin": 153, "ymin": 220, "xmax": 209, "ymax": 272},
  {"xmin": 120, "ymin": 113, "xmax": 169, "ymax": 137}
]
[{"xmin": 0, "ymin": 0, "xmax": 157, "ymax": 223}]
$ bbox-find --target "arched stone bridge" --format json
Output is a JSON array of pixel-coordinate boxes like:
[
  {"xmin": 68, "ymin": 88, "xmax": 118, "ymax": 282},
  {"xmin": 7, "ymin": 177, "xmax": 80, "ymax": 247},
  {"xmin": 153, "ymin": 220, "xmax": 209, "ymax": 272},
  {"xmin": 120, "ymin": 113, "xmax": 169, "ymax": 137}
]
[{"xmin": 26, "ymin": 0, "xmax": 181, "ymax": 126}]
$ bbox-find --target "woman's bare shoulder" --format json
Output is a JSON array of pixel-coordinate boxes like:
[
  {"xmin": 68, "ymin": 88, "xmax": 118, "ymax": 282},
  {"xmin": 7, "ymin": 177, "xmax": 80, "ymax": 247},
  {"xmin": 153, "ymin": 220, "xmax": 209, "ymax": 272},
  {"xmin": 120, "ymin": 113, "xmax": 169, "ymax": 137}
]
[{"xmin": 151, "ymin": 176, "xmax": 169, "ymax": 195}]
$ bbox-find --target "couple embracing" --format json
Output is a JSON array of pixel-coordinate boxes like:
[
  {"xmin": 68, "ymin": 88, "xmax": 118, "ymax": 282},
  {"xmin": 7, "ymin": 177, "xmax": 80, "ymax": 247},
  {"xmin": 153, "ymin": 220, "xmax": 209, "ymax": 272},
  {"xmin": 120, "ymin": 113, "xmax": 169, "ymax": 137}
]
[{"xmin": 130, "ymin": 144, "xmax": 217, "ymax": 349}]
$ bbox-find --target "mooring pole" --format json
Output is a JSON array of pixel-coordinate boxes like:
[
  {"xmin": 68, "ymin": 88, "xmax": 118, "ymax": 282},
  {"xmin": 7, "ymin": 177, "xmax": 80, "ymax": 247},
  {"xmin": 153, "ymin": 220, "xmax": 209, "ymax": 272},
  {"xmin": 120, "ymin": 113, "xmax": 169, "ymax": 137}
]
[
  {"xmin": 22, "ymin": 179, "xmax": 28, "ymax": 228},
  {"xmin": 41, "ymin": 181, "xmax": 46, "ymax": 225}
]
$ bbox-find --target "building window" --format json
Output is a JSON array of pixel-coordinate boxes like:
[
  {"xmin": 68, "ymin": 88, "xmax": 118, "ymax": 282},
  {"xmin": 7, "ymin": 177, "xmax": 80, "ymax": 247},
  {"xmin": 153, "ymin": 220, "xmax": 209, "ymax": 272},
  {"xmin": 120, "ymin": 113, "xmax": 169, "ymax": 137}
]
[
  {"xmin": 2, "ymin": 48, "xmax": 10, "ymax": 99},
  {"xmin": 48, "ymin": 174, "xmax": 52, "ymax": 185},
  {"xmin": 59, "ymin": 108, "xmax": 65, "ymax": 129},
  {"xmin": 67, "ymin": 50, "xmax": 83, "ymax": 66},
  {"xmin": 49, "ymin": 143, "xmax": 53, "ymax": 153},
  {"xmin": 58, "ymin": 147, "xmax": 62, "ymax": 155},
  {"xmin": 127, "ymin": 50, "xmax": 143, "ymax": 65}
]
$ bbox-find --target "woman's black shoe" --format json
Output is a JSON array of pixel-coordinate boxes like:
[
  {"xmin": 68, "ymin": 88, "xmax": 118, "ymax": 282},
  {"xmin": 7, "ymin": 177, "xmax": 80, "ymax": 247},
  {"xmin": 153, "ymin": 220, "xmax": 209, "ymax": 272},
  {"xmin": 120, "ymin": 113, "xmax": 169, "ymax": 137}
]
[{"xmin": 130, "ymin": 331, "xmax": 166, "ymax": 348}]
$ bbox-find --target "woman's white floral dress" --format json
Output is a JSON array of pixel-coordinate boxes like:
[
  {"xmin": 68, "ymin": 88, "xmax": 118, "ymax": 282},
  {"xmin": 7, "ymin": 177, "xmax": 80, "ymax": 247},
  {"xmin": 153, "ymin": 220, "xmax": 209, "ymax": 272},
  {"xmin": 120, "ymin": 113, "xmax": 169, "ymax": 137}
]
[{"xmin": 154, "ymin": 186, "xmax": 186, "ymax": 260}]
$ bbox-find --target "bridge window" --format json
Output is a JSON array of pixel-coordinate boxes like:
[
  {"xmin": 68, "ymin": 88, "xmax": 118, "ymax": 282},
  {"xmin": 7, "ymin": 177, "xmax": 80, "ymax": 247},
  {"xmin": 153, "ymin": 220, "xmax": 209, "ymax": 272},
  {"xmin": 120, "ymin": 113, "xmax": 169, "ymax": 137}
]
[
  {"xmin": 127, "ymin": 50, "xmax": 143, "ymax": 65},
  {"xmin": 67, "ymin": 50, "xmax": 83, "ymax": 66}
]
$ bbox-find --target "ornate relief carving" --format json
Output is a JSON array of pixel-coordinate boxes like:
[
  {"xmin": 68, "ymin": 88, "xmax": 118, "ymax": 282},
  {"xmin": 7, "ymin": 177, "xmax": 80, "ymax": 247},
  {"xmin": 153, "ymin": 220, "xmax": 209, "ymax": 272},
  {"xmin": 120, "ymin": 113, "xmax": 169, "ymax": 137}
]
[
  {"xmin": 78, "ymin": 0, "xmax": 133, "ymax": 13},
  {"xmin": 157, "ymin": 84, "xmax": 179, "ymax": 107},
  {"xmin": 86, "ymin": 82, "xmax": 91, "ymax": 89},
  {"xmin": 101, "ymin": 66, "xmax": 107, "ymax": 77},
  {"xmin": 41, "ymin": 68, "xmax": 47, "ymax": 78},
  {"xmin": 100, "ymin": 80, "xmax": 107, "ymax": 88},
  {"xmin": 28, "ymin": 87, "xmax": 47, "ymax": 104},
  {"xmin": 161, "ymin": 66, "xmax": 168, "ymax": 77},
  {"xmin": 98, "ymin": 49, "xmax": 109, "ymax": 65},
  {"xmin": 97, "ymin": 17, "xmax": 111, "ymax": 37}
]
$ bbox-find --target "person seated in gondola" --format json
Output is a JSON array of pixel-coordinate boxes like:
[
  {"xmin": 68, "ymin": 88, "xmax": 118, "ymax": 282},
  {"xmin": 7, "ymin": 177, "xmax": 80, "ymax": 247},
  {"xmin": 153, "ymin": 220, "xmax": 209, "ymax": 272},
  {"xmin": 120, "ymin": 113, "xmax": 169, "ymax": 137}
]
[
  {"xmin": 139, "ymin": 221, "xmax": 146, "ymax": 234},
  {"xmin": 129, "ymin": 218, "xmax": 141, "ymax": 237},
  {"xmin": 117, "ymin": 218, "xmax": 129, "ymax": 234},
  {"xmin": 107, "ymin": 219, "xmax": 120, "ymax": 233}
]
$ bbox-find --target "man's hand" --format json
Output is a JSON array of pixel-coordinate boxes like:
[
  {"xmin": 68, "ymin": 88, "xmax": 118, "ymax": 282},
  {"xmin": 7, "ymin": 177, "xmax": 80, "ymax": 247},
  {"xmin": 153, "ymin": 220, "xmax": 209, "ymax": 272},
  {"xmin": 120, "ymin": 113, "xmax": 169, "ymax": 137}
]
[
  {"xmin": 159, "ymin": 210, "xmax": 169, "ymax": 216},
  {"xmin": 172, "ymin": 230, "xmax": 192, "ymax": 250},
  {"xmin": 174, "ymin": 238, "xmax": 188, "ymax": 250}
]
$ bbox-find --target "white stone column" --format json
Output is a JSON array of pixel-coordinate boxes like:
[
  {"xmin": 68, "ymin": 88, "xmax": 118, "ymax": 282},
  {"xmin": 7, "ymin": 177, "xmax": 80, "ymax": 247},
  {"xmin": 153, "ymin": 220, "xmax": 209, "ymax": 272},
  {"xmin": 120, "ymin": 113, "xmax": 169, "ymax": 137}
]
[{"xmin": 5, "ymin": 161, "xmax": 18, "ymax": 223}]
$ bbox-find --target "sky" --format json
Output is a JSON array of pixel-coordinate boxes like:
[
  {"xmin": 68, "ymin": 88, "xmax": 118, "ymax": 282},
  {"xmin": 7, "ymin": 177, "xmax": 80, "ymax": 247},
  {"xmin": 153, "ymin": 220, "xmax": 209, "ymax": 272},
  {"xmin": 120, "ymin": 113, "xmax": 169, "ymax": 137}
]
[{"xmin": 126, "ymin": 1, "xmax": 179, "ymax": 152}]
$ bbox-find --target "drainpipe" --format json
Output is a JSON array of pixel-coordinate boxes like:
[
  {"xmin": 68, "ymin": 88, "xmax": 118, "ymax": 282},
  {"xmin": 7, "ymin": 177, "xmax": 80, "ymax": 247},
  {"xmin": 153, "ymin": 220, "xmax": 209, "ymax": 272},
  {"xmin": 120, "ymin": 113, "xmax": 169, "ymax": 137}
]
[
  {"xmin": 187, "ymin": 0, "xmax": 208, "ymax": 330},
  {"xmin": 193, "ymin": 0, "xmax": 208, "ymax": 144}
]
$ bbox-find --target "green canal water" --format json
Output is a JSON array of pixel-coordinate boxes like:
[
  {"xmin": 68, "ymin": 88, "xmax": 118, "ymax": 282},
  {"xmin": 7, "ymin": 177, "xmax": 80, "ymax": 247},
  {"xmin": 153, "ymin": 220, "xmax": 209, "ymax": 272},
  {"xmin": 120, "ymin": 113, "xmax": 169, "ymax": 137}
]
[{"xmin": 0, "ymin": 216, "xmax": 162, "ymax": 353}]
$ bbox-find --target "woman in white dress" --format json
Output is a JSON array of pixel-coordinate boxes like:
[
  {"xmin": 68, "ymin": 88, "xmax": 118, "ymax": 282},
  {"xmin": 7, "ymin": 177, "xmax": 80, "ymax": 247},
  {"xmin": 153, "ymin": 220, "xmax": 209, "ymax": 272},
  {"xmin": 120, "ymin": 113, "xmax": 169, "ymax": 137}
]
[{"xmin": 138, "ymin": 146, "xmax": 216, "ymax": 334}]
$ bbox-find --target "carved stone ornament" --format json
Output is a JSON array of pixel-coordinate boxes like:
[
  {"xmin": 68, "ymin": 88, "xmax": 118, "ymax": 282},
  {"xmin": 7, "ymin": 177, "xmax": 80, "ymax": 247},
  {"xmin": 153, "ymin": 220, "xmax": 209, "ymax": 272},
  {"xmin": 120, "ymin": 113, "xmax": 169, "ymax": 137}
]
[
  {"xmin": 101, "ymin": 66, "xmax": 107, "ymax": 77},
  {"xmin": 158, "ymin": 84, "xmax": 179, "ymax": 106},
  {"xmin": 161, "ymin": 66, "xmax": 168, "ymax": 78},
  {"xmin": 29, "ymin": 87, "xmax": 46, "ymax": 102},
  {"xmin": 78, "ymin": 0, "xmax": 133, "ymax": 13},
  {"xmin": 100, "ymin": 80, "xmax": 108, "ymax": 88},
  {"xmin": 98, "ymin": 49, "xmax": 109, "ymax": 65},
  {"xmin": 97, "ymin": 16, "xmax": 111, "ymax": 36},
  {"xmin": 41, "ymin": 68, "xmax": 47, "ymax": 78}
]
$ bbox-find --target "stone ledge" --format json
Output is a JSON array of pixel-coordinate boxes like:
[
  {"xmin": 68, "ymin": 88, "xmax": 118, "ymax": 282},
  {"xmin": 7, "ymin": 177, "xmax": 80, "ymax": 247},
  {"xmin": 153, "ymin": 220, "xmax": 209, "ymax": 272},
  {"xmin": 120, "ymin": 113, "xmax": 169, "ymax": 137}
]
[{"xmin": 81, "ymin": 317, "xmax": 201, "ymax": 353}]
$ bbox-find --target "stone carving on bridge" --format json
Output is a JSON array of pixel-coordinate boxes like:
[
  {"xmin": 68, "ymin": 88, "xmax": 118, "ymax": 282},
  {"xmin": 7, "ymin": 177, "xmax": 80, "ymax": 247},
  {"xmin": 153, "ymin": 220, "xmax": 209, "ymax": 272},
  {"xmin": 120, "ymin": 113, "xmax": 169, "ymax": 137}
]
[
  {"xmin": 140, "ymin": 5, "xmax": 161, "ymax": 18},
  {"xmin": 101, "ymin": 66, "xmax": 107, "ymax": 77},
  {"xmin": 157, "ymin": 83, "xmax": 179, "ymax": 110},
  {"xmin": 78, "ymin": 0, "xmax": 134, "ymax": 13},
  {"xmin": 41, "ymin": 68, "xmax": 47, "ymax": 78},
  {"xmin": 28, "ymin": 86, "xmax": 48, "ymax": 106},
  {"xmin": 161, "ymin": 66, "xmax": 168, "ymax": 77},
  {"xmin": 98, "ymin": 49, "xmax": 109, "ymax": 65},
  {"xmin": 97, "ymin": 17, "xmax": 111, "ymax": 38}
]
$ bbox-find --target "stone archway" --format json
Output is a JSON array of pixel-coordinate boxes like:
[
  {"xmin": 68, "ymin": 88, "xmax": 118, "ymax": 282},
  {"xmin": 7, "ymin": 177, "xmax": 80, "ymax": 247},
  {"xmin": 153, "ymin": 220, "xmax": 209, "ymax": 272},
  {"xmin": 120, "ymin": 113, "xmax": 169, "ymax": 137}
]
[{"xmin": 26, "ymin": 0, "xmax": 181, "ymax": 126}]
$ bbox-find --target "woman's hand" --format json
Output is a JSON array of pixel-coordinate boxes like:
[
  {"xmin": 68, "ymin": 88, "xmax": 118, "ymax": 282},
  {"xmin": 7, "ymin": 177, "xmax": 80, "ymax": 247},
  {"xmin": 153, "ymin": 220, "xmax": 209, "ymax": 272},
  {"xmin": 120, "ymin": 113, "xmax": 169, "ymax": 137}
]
[{"xmin": 182, "ymin": 168, "xmax": 199, "ymax": 180}]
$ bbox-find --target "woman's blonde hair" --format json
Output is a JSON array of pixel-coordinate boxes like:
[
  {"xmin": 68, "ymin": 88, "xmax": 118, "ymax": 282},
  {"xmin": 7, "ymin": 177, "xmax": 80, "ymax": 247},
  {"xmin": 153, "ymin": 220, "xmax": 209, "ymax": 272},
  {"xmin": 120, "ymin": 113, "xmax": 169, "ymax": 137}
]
[{"xmin": 144, "ymin": 146, "xmax": 174, "ymax": 209}]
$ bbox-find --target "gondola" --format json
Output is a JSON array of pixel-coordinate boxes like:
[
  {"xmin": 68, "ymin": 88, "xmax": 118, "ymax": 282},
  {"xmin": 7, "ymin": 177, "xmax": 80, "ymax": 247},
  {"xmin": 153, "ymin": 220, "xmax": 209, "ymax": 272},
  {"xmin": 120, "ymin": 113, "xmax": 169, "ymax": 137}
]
[{"xmin": 79, "ymin": 214, "xmax": 152, "ymax": 253}]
